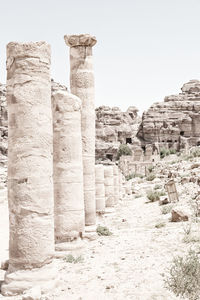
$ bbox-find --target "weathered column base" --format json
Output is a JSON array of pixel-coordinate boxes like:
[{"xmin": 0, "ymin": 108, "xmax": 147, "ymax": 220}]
[
  {"xmin": 1, "ymin": 261, "xmax": 58, "ymax": 297},
  {"xmin": 55, "ymin": 238, "xmax": 85, "ymax": 258},
  {"xmin": 83, "ymin": 225, "xmax": 98, "ymax": 241}
]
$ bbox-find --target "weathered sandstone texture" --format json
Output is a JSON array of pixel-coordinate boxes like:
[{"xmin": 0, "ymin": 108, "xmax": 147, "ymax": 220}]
[
  {"xmin": 52, "ymin": 81, "xmax": 85, "ymax": 254},
  {"xmin": 113, "ymin": 165, "xmax": 120, "ymax": 204},
  {"xmin": 96, "ymin": 106, "xmax": 141, "ymax": 162},
  {"xmin": 1, "ymin": 42, "xmax": 57, "ymax": 296},
  {"xmin": 95, "ymin": 164, "xmax": 105, "ymax": 213},
  {"xmin": 64, "ymin": 34, "xmax": 97, "ymax": 228},
  {"xmin": 104, "ymin": 165, "xmax": 115, "ymax": 209},
  {"xmin": 137, "ymin": 80, "xmax": 200, "ymax": 151}
]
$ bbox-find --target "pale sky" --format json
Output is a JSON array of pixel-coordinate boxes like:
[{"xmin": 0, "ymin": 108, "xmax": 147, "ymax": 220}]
[{"xmin": 0, "ymin": 0, "xmax": 200, "ymax": 114}]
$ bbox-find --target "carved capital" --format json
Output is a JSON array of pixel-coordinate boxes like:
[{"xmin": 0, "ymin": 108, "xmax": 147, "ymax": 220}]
[{"xmin": 64, "ymin": 34, "xmax": 97, "ymax": 48}]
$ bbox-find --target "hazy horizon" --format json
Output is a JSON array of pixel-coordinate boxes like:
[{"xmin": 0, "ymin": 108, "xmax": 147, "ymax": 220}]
[{"xmin": 1, "ymin": 0, "xmax": 200, "ymax": 114}]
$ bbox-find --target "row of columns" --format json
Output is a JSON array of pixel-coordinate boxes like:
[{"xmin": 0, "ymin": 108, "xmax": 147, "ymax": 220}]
[
  {"xmin": 1, "ymin": 35, "xmax": 126, "ymax": 296},
  {"xmin": 95, "ymin": 164, "xmax": 124, "ymax": 215}
]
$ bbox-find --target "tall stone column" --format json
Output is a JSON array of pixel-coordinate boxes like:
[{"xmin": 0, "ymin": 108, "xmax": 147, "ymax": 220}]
[
  {"xmin": 1, "ymin": 42, "xmax": 57, "ymax": 296},
  {"xmin": 113, "ymin": 165, "xmax": 120, "ymax": 204},
  {"xmin": 52, "ymin": 82, "xmax": 85, "ymax": 255},
  {"xmin": 64, "ymin": 34, "xmax": 97, "ymax": 233},
  {"xmin": 95, "ymin": 164, "xmax": 105, "ymax": 214},
  {"xmin": 104, "ymin": 165, "xmax": 115, "ymax": 213}
]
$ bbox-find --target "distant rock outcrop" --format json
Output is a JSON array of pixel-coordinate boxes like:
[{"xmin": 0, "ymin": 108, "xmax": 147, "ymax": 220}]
[
  {"xmin": 137, "ymin": 80, "xmax": 200, "ymax": 151},
  {"xmin": 95, "ymin": 106, "xmax": 141, "ymax": 162}
]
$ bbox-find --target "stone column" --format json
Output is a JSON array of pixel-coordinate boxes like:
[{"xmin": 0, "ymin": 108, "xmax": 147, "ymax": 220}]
[
  {"xmin": 1, "ymin": 42, "xmax": 57, "ymax": 296},
  {"xmin": 64, "ymin": 34, "xmax": 97, "ymax": 234},
  {"xmin": 95, "ymin": 164, "xmax": 105, "ymax": 214},
  {"xmin": 113, "ymin": 165, "xmax": 120, "ymax": 204},
  {"xmin": 52, "ymin": 82, "xmax": 85, "ymax": 256},
  {"xmin": 104, "ymin": 165, "xmax": 115, "ymax": 213},
  {"xmin": 118, "ymin": 170, "xmax": 123, "ymax": 199}
]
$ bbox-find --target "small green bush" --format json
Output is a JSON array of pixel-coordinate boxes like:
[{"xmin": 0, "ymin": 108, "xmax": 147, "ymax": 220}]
[
  {"xmin": 126, "ymin": 173, "xmax": 144, "ymax": 181},
  {"xmin": 148, "ymin": 165, "xmax": 154, "ymax": 173},
  {"xmin": 64, "ymin": 254, "xmax": 84, "ymax": 264},
  {"xmin": 155, "ymin": 222, "xmax": 166, "ymax": 229},
  {"xmin": 116, "ymin": 144, "xmax": 132, "ymax": 160},
  {"xmin": 147, "ymin": 190, "xmax": 161, "ymax": 202},
  {"xmin": 147, "ymin": 189, "xmax": 166, "ymax": 202},
  {"xmin": 159, "ymin": 190, "xmax": 166, "ymax": 196},
  {"xmin": 135, "ymin": 194, "xmax": 142, "ymax": 199},
  {"xmin": 164, "ymin": 250, "xmax": 200, "ymax": 300},
  {"xmin": 191, "ymin": 148, "xmax": 200, "ymax": 158},
  {"xmin": 169, "ymin": 149, "xmax": 177, "ymax": 155},
  {"xmin": 161, "ymin": 204, "xmax": 173, "ymax": 215},
  {"xmin": 154, "ymin": 184, "xmax": 162, "ymax": 190},
  {"xmin": 146, "ymin": 174, "xmax": 156, "ymax": 181},
  {"xmin": 160, "ymin": 148, "xmax": 170, "ymax": 159},
  {"xmin": 96, "ymin": 225, "xmax": 112, "ymax": 236}
]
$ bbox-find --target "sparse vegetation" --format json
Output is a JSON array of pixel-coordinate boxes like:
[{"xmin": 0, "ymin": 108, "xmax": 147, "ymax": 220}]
[
  {"xmin": 147, "ymin": 189, "xmax": 166, "ymax": 202},
  {"xmin": 191, "ymin": 147, "xmax": 200, "ymax": 158},
  {"xmin": 155, "ymin": 221, "xmax": 166, "ymax": 229},
  {"xmin": 160, "ymin": 148, "xmax": 170, "ymax": 159},
  {"xmin": 164, "ymin": 250, "xmax": 200, "ymax": 300},
  {"xmin": 147, "ymin": 190, "xmax": 161, "ymax": 202},
  {"xmin": 64, "ymin": 254, "xmax": 84, "ymax": 264},
  {"xmin": 160, "ymin": 148, "xmax": 177, "ymax": 159},
  {"xmin": 135, "ymin": 194, "xmax": 142, "ymax": 199},
  {"xmin": 96, "ymin": 225, "xmax": 112, "ymax": 236},
  {"xmin": 125, "ymin": 173, "xmax": 144, "ymax": 181},
  {"xmin": 161, "ymin": 204, "xmax": 173, "ymax": 215},
  {"xmin": 148, "ymin": 165, "xmax": 154, "ymax": 173},
  {"xmin": 169, "ymin": 148, "xmax": 177, "ymax": 155},
  {"xmin": 154, "ymin": 184, "xmax": 162, "ymax": 190},
  {"xmin": 116, "ymin": 144, "xmax": 132, "ymax": 160},
  {"xmin": 146, "ymin": 173, "xmax": 156, "ymax": 181}
]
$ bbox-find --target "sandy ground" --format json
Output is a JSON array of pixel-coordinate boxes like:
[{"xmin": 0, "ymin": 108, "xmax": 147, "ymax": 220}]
[
  {"xmin": 2, "ymin": 153, "xmax": 200, "ymax": 299},
  {"xmin": 0, "ymin": 182, "xmax": 188, "ymax": 300}
]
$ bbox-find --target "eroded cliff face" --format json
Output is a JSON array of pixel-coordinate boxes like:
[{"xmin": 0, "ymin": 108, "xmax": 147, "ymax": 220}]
[
  {"xmin": 137, "ymin": 80, "xmax": 200, "ymax": 151},
  {"xmin": 1, "ymin": 80, "xmax": 200, "ymax": 165},
  {"xmin": 95, "ymin": 106, "xmax": 141, "ymax": 162}
]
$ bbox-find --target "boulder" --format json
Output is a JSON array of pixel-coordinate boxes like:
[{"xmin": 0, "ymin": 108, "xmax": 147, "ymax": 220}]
[{"xmin": 171, "ymin": 208, "xmax": 189, "ymax": 222}]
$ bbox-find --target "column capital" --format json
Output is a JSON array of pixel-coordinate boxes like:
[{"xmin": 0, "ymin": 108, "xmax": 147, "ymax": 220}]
[{"xmin": 64, "ymin": 34, "xmax": 97, "ymax": 48}]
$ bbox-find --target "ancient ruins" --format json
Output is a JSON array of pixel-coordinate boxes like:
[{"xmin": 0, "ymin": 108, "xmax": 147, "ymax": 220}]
[
  {"xmin": 1, "ymin": 34, "xmax": 200, "ymax": 300},
  {"xmin": 52, "ymin": 81, "xmax": 85, "ymax": 255},
  {"xmin": 64, "ymin": 34, "xmax": 97, "ymax": 237},
  {"xmin": 1, "ymin": 41, "xmax": 57, "ymax": 296},
  {"xmin": 0, "ymin": 35, "xmax": 127, "ymax": 297}
]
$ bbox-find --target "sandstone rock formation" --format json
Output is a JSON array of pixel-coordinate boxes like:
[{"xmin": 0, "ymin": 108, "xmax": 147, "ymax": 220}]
[
  {"xmin": 137, "ymin": 80, "xmax": 200, "ymax": 151},
  {"xmin": 1, "ymin": 41, "xmax": 57, "ymax": 296},
  {"xmin": 96, "ymin": 106, "xmax": 141, "ymax": 162}
]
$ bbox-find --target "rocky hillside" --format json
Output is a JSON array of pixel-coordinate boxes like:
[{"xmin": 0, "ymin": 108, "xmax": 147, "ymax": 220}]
[
  {"xmin": 95, "ymin": 106, "xmax": 141, "ymax": 162},
  {"xmin": 137, "ymin": 80, "xmax": 200, "ymax": 151}
]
